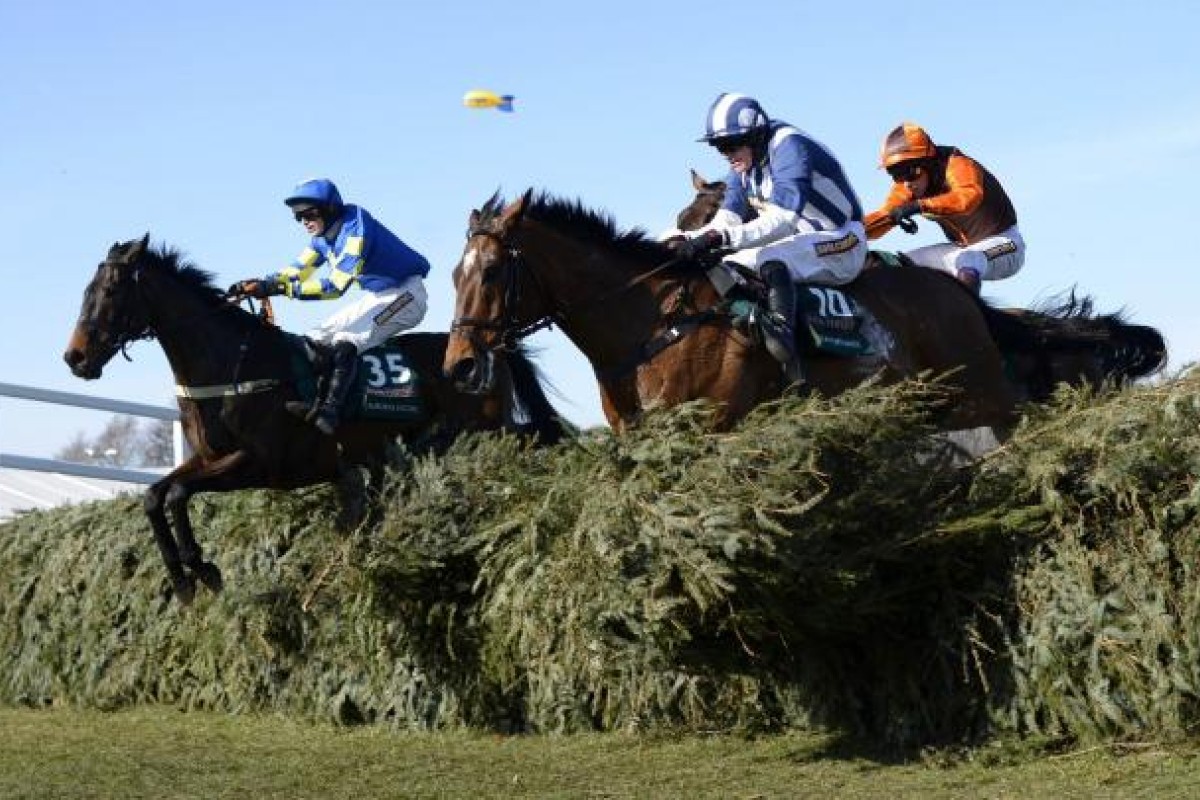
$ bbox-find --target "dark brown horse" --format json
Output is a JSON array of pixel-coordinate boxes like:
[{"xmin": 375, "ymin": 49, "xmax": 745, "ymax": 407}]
[
  {"xmin": 674, "ymin": 170, "xmax": 1168, "ymax": 402},
  {"xmin": 64, "ymin": 235, "xmax": 564, "ymax": 603},
  {"xmin": 445, "ymin": 190, "xmax": 1023, "ymax": 432}
]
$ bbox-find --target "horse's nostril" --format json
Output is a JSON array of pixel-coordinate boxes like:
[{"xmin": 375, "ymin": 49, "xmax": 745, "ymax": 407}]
[{"xmin": 64, "ymin": 349, "xmax": 81, "ymax": 367}]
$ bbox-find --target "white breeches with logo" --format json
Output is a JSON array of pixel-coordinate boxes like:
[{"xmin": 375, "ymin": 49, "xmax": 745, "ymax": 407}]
[
  {"xmin": 904, "ymin": 224, "xmax": 1025, "ymax": 281},
  {"xmin": 306, "ymin": 275, "xmax": 428, "ymax": 352},
  {"xmin": 723, "ymin": 221, "xmax": 868, "ymax": 285}
]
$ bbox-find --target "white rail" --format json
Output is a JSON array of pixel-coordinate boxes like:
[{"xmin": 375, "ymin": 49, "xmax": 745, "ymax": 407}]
[{"xmin": 0, "ymin": 381, "xmax": 184, "ymax": 485}]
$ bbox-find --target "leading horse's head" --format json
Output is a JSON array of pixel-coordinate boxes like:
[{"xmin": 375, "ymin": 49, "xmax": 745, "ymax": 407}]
[
  {"xmin": 676, "ymin": 169, "xmax": 727, "ymax": 232},
  {"xmin": 63, "ymin": 234, "xmax": 155, "ymax": 380},
  {"xmin": 447, "ymin": 189, "xmax": 541, "ymax": 394}
]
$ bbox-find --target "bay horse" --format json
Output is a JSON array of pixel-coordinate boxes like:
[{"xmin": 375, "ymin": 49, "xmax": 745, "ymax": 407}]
[
  {"xmin": 674, "ymin": 170, "xmax": 1167, "ymax": 403},
  {"xmin": 64, "ymin": 235, "xmax": 564, "ymax": 604},
  {"xmin": 445, "ymin": 190, "xmax": 1022, "ymax": 432}
]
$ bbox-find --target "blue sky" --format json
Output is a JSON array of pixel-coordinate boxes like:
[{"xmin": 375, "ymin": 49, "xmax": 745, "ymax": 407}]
[{"xmin": 3, "ymin": 1, "xmax": 1199, "ymax": 459}]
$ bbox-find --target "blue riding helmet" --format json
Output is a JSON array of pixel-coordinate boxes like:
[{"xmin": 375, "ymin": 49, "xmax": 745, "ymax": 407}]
[
  {"xmin": 699, "ymin": 93, "xmax": 771, "ymax": 143},
  {"xmin": 284, "ymin": 178, "xmax": 344, "ymax": 212}
]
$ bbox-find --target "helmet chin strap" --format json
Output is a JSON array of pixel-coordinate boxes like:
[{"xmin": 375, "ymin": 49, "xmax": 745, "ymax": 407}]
[
  {"xmin": 750, "ymin": 127, "xmax": 771, "ymax": 164},
  {"xmin": 320, "ymin": 213, "xmax": 344, "ymax": 242}
]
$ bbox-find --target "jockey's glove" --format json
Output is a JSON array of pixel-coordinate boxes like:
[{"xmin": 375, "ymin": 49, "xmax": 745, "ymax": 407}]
[
  {"xmin": 228, "ymin": 279, "xmax": 285, "ymax": 299},
  {"xmin": 669, "ymin": 229, "xmax": 726, "ymax": 261},
  {"xmin": 888, "ymin": 201, "xmax": 922, "ymax": 225}
]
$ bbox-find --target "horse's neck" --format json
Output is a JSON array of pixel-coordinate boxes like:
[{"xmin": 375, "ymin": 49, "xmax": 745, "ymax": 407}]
[
  {"xmin": 147, "ymin": 274, "xmax": 277, "ymax": 385},
  {"xmin": 525, "ymin": 236, "xmax": 674, "ymax": 369}
]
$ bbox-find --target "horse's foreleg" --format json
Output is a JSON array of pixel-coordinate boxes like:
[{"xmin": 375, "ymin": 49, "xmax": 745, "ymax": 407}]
[
  {"xmin": 165, "ymin": 481, "xmax": 223, "ymax": 594},
  {"xmin": 144, "ymin": 477, "xmax": 195, "ymax": 605}
]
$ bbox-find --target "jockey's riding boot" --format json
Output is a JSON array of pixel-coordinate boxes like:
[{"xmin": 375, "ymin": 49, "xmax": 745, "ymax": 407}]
[
  {"xmin": 759, "ymin": 261, "xmax": 806, "ymax": 388},
  {"xmin": 286, "ymin": 337, "xmax": 331, "ymax": 421},
  {"xmin": 313, "ymin": 341, "xmax": 358, "ymax": 436},
  {"xmin": 956, "ymin": 266, "xmax": 982, "ymax": 295}
]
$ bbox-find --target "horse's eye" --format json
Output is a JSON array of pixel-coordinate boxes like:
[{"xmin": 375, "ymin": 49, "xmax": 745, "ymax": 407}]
[{"xmin": 480, "ymin": 260, "xmax": 502, "ymax": 285}]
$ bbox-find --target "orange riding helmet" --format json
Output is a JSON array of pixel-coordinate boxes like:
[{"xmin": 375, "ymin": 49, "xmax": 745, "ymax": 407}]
[{"xmin": 880, "ymin": 123, "xmax": 937, "ymax": 168}]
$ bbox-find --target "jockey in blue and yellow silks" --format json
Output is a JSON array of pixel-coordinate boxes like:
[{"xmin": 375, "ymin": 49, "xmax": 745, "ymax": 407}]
[
  {"xmin": 230, "ymin": 178, "xmax": 430, "ymax": 435},
  {"xmin": 274, "ymin": 180, "xmax": 429, "ymax": 301}
]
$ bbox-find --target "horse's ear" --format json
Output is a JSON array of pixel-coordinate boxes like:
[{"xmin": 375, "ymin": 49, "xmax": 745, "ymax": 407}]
[
  {"xmin": 468, "ymin": 208, "xmax": 481, "ymax": 232},
  {"xmin": 498, "ymin": 189, "xmax": 532, "ymax": 233},
  {"xmin": 126, "ymin": 233, "xmax": 150, "ymax": 261},
  {"xmin": 690, "ymin": 169, "xmax": 709, "ymax": 191}
]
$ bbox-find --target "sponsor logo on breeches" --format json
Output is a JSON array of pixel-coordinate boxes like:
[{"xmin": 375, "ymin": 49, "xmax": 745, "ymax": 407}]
[
  {"xmin": 814, "ymin": 233, "xmax": 860, "ymax": 257},
  {"xmin": 373, "ymin": 291, "xmax": 415, "ymax": 325},
  {"xmin": 984, "ymin": 241, "xmax": 1018, "ymax": 261}
]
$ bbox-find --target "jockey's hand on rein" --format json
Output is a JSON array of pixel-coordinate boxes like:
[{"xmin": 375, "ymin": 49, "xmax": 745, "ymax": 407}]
[
  {"xmin": 669, "ymin": 230, "xmax": 726, "ymax": 261},
  {"xmin": 888, "ymin": 201, "xmax": 922, "ymax": 235},
  {"xmin": 888, "ymin": 201, "xmax": 921, "ymax": 225},
  {"xmin": 227, "ymin": 279, "xmax": 283, "ymax": 300}
]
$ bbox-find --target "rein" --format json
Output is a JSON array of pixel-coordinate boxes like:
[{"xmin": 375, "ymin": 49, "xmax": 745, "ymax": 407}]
[
  {"xmin": 121, "ymin": 264, "xmax": 282, "ymax": 399},
  {"xmin": 452, "ymin": 223, "xmax": 731, "ymax": 382},
  {"xmin": 451, "ymin": 224, "xmax": 689, "ymax": 350}
]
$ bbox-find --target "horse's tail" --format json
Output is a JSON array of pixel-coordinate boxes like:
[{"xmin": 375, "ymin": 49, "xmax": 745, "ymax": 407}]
[
  {"xmin": 506, "ymin": 347, "xmax": 568, "ymax": 445},
  {"xmin": 1098, "ymin": 322, "xmax": 1167, "ymax": 381},
  {"xmin": 978, "ymin": 290, "xmax": 1167, "ymax": 397}
]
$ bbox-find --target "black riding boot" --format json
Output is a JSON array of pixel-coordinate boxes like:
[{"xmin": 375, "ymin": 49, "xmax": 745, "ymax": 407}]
[
  {"xmin": 313, "ymin": 341, "xmax": 358, "ymax": 436},
  {"xmin": 759, "ymin": 261, "xmax": 805, "ymax": 387},
  {"xmin": 286, "ymin": 336, "xmax": 332, "ymax": 421}
]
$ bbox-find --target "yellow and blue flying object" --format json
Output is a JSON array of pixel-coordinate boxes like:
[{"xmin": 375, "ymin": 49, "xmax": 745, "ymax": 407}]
[{"xmin": 463, "ymin": 89, "xmax": 515, "ymax": 113}]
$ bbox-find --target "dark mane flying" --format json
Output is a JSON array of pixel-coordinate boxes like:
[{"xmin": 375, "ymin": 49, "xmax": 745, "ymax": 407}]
[{"xmin": 479, "ymin": 191, "xmax": 671, "ymax": 265}]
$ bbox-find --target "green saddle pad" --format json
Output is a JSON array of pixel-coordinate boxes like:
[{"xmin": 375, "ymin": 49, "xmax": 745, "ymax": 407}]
[
  {"xmin": 348, "ymin": 346, "xmax": 426, "ymax": 422},
  {"xmin": 796, "ymin": 285, "xmax": 875, "ymax": 357},
  {"xmin": 289, "ymin": 340, "xmax": 427, "ymax": 423}
]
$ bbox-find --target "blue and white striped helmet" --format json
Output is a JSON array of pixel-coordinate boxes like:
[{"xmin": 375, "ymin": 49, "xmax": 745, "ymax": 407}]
[
  {"xmin": 700, "ymin": 93, "xmax": 771, "ymax": 143},
  {"xmin": 284, "ymin": 178, "xmax": 344, "ymax": 212}
]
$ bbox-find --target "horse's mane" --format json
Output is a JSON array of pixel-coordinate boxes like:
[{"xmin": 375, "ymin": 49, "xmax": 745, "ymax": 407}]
[
  {"xmin": 480, "ymin": 191, "xmax": 672, "ymax": 265},
  {"xmin": 141, "ymin": 243, "xmax": 228, "ymax": 307}
]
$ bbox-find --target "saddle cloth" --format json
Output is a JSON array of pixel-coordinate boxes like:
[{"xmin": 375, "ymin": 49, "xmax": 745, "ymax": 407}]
[{"xmin": 289, "ymin": 337, "xmax": 427, "ymax": 423}]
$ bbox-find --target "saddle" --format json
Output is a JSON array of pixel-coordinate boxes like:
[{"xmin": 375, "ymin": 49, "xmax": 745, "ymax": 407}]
[
  {"xmin": 713, "ymin": 264, "xmax": 877, "ymax": 358},
  {"xmin": 287, "ymin": 335, "xmax": 428, "ymax": 423}
]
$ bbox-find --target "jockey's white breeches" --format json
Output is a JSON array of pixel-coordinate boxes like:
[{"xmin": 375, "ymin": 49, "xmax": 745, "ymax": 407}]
[
  {"xmin": 305, "ymin": 275, "xmax": 428, "ymax": 352},
  {"xmin": 723, "ymin": 221, "xmax": 868, "ymax": 285},
  {"xmin": 904, "ymin": 225, "xmax": 1025, "ymax": 281}
]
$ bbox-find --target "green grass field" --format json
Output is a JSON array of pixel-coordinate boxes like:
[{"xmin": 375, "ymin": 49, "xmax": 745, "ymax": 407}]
[{"xmin": 2, "ymin": 707, "xmax": 1198, "ymax": 799}]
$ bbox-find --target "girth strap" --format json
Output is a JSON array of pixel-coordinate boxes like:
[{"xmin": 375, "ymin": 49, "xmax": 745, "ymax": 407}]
[
  {"xmin": 175, "ymin": 379, "xmax": 280, "ymax": 400},
  {"xmin": 593, "ymin": 312, "xmax": 717, "ymax": 381}
]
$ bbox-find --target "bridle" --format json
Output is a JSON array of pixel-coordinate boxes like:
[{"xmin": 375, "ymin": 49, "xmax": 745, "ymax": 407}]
[
  {"xmin": 88, "ymin": 258, "xmax": 266, "ymax": 365},
  {"xmin": 82, "ymin": 261, "xmax": 156, "ymax": 364},
  {"xmin": 449, "ymin": 221, "xmax": 690, "ymax": 354},
  {"xmin": 449, "ymin": 222, "xmax": 564, "ymax": 350}
]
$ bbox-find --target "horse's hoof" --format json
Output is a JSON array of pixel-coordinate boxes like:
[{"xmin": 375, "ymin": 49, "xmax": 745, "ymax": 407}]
[
  {"xmin": 194, "ymin": 562, "xmax": 224, "ymax": 593},
  {"xmin": 173, "ymin": 575, "xmax": 197, "ymax": 605}
]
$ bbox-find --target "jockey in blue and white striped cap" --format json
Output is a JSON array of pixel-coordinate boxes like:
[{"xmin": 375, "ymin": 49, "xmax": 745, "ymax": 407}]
[
  {"xmin": 673, "ymin": 93, "xmax": 871, "ymax": 388},
  {"xmin": 689, "ymin": 92, "xmax": 867, "ymax": 286},
  {"xmin": 700, "ymin": 93, "xmax": 772, "ymax": 144}
]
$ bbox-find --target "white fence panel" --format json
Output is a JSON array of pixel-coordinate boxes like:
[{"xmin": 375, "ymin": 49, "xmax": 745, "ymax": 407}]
[{"xmin": 0, "ymin": 382, "xmax": 183, "ymax": 520}]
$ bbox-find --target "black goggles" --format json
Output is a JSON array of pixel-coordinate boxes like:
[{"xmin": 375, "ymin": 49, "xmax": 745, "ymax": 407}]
[
  {"xmin": 887, "ymin": 163, "xmax": 928, "ymax": 182},
  {"xmin": 713, "ymin": 137, "xmax": 753, "ymax": 155}
]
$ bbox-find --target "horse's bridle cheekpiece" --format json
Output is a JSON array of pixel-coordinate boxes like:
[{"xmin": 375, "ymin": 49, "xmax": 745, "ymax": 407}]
[{"xmin": 451, "ymin": 223, "xmax": 562, "ymax": 351}]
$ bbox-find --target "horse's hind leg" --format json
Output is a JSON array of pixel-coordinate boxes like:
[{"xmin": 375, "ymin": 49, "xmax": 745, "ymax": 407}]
[{"xmin": 144, "ymin": 479, "xmax": 196, "ymax": 604}]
